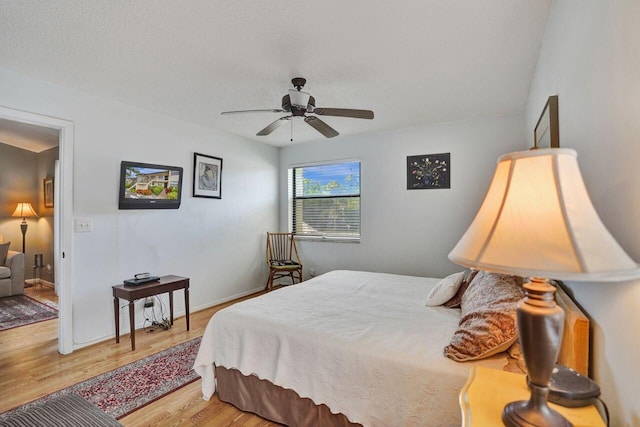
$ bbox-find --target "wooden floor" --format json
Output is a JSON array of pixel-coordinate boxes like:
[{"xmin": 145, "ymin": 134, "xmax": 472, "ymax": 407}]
[{"xmin": 1, "ymin": 285, "xmax": 281, "ymax": 426}]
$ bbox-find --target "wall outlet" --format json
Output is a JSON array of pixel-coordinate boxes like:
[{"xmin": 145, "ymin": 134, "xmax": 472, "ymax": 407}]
[{"xmin": 144, "ymin": 297, "xmax": 154, "ymax": 308}]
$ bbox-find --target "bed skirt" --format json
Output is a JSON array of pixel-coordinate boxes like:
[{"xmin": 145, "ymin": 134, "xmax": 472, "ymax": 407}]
[{"xmin": 216, "ymin": 366, "xmax": 362, "ymax": 427}]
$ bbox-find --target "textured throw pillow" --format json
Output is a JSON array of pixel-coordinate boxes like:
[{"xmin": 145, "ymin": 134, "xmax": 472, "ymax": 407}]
[
  {"xmin": 425, "ymin": 271, "xmax": 465, "ymax": 306},
  {"xmin": 442, "ymin": 269, "xmax": 479, "ymax": 309},
  {"xmin": 443, "ymin": 271, "xmax": 524, "ymax": 361},
  {"xmin": 0, "ymin": 241, "xmax": 10, "ymax": 266},
  {"xmin": 507, "ymin": 341, "xmax": 527, "ymax": 374}
]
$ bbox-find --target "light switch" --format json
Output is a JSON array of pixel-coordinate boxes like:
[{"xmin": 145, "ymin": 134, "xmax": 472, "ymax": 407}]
[{"xmin": 74, "ymin": 219, "xmax": 93, "ymax": 233}]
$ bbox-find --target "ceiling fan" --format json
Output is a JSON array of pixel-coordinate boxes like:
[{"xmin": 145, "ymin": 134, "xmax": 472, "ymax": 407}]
[{"xmin": 221, "ymin": 77, "xmax": 374, "ymax": 139}]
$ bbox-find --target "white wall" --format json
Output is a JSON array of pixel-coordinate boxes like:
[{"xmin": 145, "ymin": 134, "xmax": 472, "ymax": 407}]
[
  {"xmin": 0, "ymin": 68, "xmax": 280, "ymax": 347},
  {"xmin": 526, "ymin": 1, "xmax": 640, "ymax": 425},
  {"xmin": 280, "ymin": 115, "xmax": 525, "ymax": 279}
]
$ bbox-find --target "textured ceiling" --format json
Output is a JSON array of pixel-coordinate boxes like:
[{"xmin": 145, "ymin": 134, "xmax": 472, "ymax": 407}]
[{"xmin": 0, "ymin": 1, "xmax": 551, "ymax": 147}]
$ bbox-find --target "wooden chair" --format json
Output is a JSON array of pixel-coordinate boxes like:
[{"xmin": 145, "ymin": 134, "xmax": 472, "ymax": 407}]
[{"xmin": 265, "ymin": 232, "xmax": 303, "ymax": 291}]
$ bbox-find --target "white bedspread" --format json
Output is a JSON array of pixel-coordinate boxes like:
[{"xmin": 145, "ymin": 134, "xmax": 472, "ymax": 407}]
[{"xmin": 193, "ymin": 270, "xmax": 507, "ymax": 426}]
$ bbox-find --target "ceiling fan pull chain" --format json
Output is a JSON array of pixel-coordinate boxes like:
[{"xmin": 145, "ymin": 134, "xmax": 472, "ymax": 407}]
[{"xmin": 290, "ymin": 118, "xmax": 294, "ymax": 142}]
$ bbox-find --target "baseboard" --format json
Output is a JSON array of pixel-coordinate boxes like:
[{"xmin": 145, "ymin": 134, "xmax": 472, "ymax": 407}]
[
  {"xmin": 189, "ymin": 285, "xmax": 265, "ymax": 313},
  {"xmin": 72, "ymin": 285, "xmax": 265, "ymax": 352},
  {"xmin": 24, "ymin": 279, "xmax": 55, "ymax": 288}
]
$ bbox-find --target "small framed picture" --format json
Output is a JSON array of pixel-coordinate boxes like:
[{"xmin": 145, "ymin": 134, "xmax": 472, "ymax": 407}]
[
  {"xmin": 407, "ymin": 153, "xmax": 450, "ymax": 189},
  {"xmin": 193, "ymin": 153, "xmax": 222, "ymax": 199},
  {"xmin": 534, "ymin": 95, "xmax": 559, "ymax": 149},
  {"xmin": 44, "ymin": 177, "xmax": 54, "ymax": 208}
]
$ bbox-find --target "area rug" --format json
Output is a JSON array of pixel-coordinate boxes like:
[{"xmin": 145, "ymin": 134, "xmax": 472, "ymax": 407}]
[
  {"xmin": 0, "ymin": 393, "xmax": 122, "ymax": 427},
  {"xmin": 0, "ymin": 337, "xmax": 202, "ymax": 422},
  {"xmin": 0, "ymin": 294, "xmax": 58, "ymax": 331}
]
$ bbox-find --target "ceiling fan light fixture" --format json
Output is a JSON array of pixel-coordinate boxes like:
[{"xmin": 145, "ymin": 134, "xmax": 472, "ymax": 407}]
[
  {"xmin": 288, "ymin": 89, "xmax": 310, "ymax": 108},
  {"xmin": 220, "ymin": 77, "xmax": 373, "ymax": 140}
]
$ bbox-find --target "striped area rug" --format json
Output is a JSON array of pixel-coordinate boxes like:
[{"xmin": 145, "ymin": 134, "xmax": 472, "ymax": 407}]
[{"xmin": 0, "ymin": 394, "xmax": 121, "ymax": 427}]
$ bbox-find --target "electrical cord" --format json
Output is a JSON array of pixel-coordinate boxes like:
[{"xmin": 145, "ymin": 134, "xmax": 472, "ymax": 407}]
[
  {"xmin": 118, "ymin": 298, "xmax": 171, "ymax": 336},
  {"xmin": 143, "ymin": 295, "xmax": 171, "ymax": 332},
  {"xmin": 594, "ymin": 397, "xmax": 609, "ymax": 426},
  {"xmin": 155, "ymin": 295, "xmax": 171, "ymax": 330},
  {"xmin": 143, "ymin": 301, "xmax": 154, "ymax": 332}
]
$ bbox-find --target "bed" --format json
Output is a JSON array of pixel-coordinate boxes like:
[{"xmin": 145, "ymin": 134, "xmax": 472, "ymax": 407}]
[{"xmin": 193, "ymin": 270, "xmax": 588, "ymax": 427}]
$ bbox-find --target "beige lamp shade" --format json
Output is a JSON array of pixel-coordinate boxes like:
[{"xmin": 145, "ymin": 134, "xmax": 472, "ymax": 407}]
[
  {"xmin": 11, "ymin": 202, "xmax": 38, "ymax": 219},
  {"xmin": 449, "ymin": 148, "xmax": 640, "ymax": 281}
]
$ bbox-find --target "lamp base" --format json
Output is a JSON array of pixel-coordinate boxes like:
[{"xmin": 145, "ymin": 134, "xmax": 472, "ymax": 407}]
[
  {"xmin": 503, "ymin": 386, "xmax": 572, "ymax": 426},
  {"xmin": 20, "ymin": 220, "xmax": 28, "ymax": 254},
  {"xmin": 502, "ymin": 278, "xmax": 573, "ymax": 427}
]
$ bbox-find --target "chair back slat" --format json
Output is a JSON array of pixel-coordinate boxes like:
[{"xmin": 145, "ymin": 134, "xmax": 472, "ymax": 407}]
[{"xmin": 266, "ymin": 232, "xmax": 299, "ymax": 262}]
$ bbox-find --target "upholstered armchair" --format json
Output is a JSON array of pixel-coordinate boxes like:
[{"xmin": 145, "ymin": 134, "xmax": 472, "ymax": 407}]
[{"xmin": 0, "ymin": 250, "xmax": 25, "ymax": 297}]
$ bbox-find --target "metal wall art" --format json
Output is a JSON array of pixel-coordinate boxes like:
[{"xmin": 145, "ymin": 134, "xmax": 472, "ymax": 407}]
[{"xmin": 407, "ymin": 153, "xmax": 450, "ymax": 190}]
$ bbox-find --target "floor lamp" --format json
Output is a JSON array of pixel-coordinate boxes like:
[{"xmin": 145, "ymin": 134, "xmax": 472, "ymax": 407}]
[
  {"xmin": 11, "ymin": 202, "xmax": 38, "ymax": 254},
  {"xmin": 449, "ymin": 148, "xmax": 640, "ymax": 426}
]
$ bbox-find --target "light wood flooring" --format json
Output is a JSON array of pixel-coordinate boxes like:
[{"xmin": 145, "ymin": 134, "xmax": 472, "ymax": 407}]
[{"xmin": 1, "ymin": 285, "xmax": 281, "ymax": 426}]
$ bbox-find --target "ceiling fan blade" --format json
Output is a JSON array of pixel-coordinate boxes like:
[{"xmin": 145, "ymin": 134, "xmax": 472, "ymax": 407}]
[
  {"xmin": 221, "ymin": 109, "xmax": 285, "ymax": 115},
  {"xmin": 304, "ymin": 116, "xmax": 339, "ymax": 138},
  {"xmin": 257, "ymin": 116, "xmax": 291, "ymax": 136},
  {"xmin": 312, "ymin": 108, "xmax": 374, "ymax": 120}
]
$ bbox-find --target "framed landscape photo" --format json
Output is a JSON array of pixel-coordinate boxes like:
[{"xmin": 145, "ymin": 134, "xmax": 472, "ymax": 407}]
[
  {"xmin": 44, "ymin": 177, "xmax": 54, "ymax": 208},
  {"xmin": 534, "ymin": 95, "xmax": 559, "ymax": 149},
  {"xmin": 407, "ymin": 153, "xmax": 450, "ymax": 190},
  {"xmin": 193, "ymin": 153, "xmax": 222, "ymax": 199}
]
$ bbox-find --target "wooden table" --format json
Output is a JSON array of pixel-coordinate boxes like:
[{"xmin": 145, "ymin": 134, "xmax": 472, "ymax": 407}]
[
  {"xmin": 460, "ymin": 366, "xmax": 606, "ymax": 426},
  {"xmin": 112, "ymin": 275, "xmax": 190, "ymax": 350}
]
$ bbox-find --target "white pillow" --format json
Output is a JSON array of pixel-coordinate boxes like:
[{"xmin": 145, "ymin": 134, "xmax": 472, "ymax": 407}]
[{"xmin": 425, "ymin": 271, "xmax": 466, "ymax": 306}]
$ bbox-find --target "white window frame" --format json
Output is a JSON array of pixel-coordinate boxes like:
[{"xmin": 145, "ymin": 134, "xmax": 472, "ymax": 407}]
[{"xmin": 288, "ymin": 159, "xmax": 361, "ymax": 243}]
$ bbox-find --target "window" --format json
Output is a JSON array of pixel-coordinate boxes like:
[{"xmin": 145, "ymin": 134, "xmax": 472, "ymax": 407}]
[{"xmin": 288, "ymin": 161, "xmax": 360, "ymax": 241}]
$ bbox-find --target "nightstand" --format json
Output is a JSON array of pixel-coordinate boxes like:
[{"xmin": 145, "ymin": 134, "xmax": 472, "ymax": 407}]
[{"xmin": 459, "ymin": 366, "xmax": 605, "ymax": 426}]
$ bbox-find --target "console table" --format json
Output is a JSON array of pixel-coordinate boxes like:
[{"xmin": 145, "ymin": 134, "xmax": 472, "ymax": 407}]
[{"xmin": 112, "ymin": 275, "xmax": 190, "ymax": 350}]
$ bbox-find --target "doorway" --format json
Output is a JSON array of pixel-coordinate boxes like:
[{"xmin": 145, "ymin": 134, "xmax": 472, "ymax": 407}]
[{"xmin": 0, "ymin": 106, "xmax": 74, "ymax": 354}]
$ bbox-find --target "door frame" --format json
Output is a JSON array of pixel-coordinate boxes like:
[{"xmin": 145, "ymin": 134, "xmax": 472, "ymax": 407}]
[{"xmin": 0, "ymin": 106, "xmax": 74, "ymax": 354}]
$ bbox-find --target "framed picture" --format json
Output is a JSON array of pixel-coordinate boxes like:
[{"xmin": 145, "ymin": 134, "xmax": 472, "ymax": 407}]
[
  {"xmin": 193, "ymin": 153, "xmax": 222, "ymax": 199},
  {"xmin": 44, "ymin": 177, "xmax": 54, "ymax": 208},
  {"xmin": 534, "ymin": 95, "xmax": 559, "ymax": 148},
  {"xmin": 407, "ymin": 153, "xmax": 450, "ymax": 190}
]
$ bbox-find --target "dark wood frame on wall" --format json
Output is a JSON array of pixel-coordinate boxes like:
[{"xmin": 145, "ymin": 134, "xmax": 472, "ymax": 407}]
[
  {"xmin": 534, "ymin": 95, "xmax": 559, "ymax": 148},
  {"xmin": 44, "ymin": 177, "xmax": 54, "ymax": 208},
  {"xmin": 193, "ymin": 152, "xmax": 223, "ymax": 199}
]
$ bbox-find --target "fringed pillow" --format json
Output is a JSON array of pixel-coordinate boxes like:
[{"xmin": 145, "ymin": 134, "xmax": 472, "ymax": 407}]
[
  {"xmin": 507, "ymin": 341, "xmax": 527, "ymax": 374},
  {"xmin": 444, "ymin": 271, "xmax": 524, "ymax": 361}
]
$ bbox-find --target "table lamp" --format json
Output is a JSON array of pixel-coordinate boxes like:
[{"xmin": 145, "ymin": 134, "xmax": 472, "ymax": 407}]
[
  {"xmin": 11, "ymin": 202, "xmax": 38, "ymax": 254},
  {"xmin": 449, "ymin": 148, "xmax": 640, "ymax": 426}
]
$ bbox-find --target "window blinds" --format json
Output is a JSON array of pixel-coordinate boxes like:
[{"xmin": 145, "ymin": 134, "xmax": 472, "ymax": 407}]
[{"xmin": 288, "ymin": 161, "xmax": 361, "ymax": 240}]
